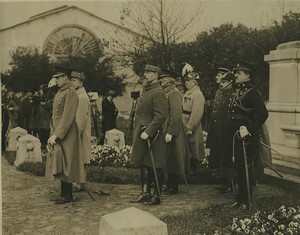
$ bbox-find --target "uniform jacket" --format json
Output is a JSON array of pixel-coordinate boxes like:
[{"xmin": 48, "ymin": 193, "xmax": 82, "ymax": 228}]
[
  {"xmin": 130, "ymin": 82, "xmax": 168, "ymax": 168},
  {"xmin": 46, "ymin": 82, "xmax": 86, "ymax": 183},
  {"xmin": 182, "ymin": 85, "xmax": 205, "ymax": 159},
  {"xmin": 163, "ymin": 84, "xmax": 189, "ymax": 177},
  {"xmin": 206, "ymin": 86, "xmax": 235, "ymax": 169},
  {"xmin": 101, "ymin": 97, "xmax": 118, "ymax": 133},
  {"xmin": 224, "ymin": 81, "xmax": 268, "ymax": 167},
  {"xmin": 76, "ymin": 87, "xmax": 91, "ymax": 165}
]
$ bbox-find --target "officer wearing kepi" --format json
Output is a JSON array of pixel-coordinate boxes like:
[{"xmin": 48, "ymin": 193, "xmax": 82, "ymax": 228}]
[
  {"xmin": 225, "ymin": 62, "xmax": 268, "ymax": 210},
  {"xmin": 130, "ymin": 64, "xmax": 168, "ymax": 205}
]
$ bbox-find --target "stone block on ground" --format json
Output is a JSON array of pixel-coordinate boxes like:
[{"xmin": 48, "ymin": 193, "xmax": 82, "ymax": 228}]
[
  {"xmin": 6, "ymin": 127, "xmax": 28, "ymax": 151},
  {"xmin": 14, "ymin": 134, "xmax": 42, "ymax": 167},
  {"xmin": 104, "ymin": 128, "xmax": 125, "ymax": 148},
  {"xmin": 99, "ymin": 207, "xmax": 168, "ymax": 235}
]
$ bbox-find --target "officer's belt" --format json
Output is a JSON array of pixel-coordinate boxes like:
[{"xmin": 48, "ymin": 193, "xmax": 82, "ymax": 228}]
[
  {"xmin": 228, "ymin": 114, "xmax": 251, "ymax": 120},
  {"xmin": 182, "ymin": 110, "xmax": 191, "ymax": 115}
]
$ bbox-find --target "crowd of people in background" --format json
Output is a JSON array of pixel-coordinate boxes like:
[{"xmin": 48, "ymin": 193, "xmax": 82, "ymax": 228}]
[{"xmin": 1, "ymin": 84, "xmax": 56, "ymax": 151}]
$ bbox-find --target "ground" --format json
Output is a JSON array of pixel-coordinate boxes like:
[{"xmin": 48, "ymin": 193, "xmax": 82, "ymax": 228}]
[{"xmin": 1, "ymin": 157, "xmax": 292, "ymax": 235}]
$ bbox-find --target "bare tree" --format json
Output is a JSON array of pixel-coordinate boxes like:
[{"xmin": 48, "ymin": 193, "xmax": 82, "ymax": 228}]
[{"xmin": 118, "ymin": 0, "xmax": 206, "ymax": 68}]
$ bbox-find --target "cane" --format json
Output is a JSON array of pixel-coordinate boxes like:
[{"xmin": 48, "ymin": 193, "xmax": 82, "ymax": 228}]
[
  {"xmin": 183, "ymin": 175, "xmax": 191, "ymax": 194},
  {"xmin": 146, "ymin": 138, "xmax": 162, "ymax": 202},
  {"xmin": 82, "ymin": 184, "xmax": 95, "ymax": 200},
  {"xmin": 242, "ymin": 139, "xmax": 251, "ymax": 210}
]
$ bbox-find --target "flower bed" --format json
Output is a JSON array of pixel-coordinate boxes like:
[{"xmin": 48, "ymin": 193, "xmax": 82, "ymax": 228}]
[
  {"xmin": 229, "ymin": 205, "xmax": 300, "ymax": 234},
  {"xmin": 90, "ymin": 144, "xmax": 132, "ymax": 167}
]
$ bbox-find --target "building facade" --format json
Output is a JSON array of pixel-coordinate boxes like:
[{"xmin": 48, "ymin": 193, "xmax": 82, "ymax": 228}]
[{"xmin": 0, "ymin": 5, "xmax": 143, "ymax": 113}]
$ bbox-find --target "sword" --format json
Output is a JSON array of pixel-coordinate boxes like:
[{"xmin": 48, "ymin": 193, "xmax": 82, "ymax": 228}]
[
  {"xmin": 242, "ymin": 139, "xmax": 251, "ymax": 210},
  {"xmin": 146, "ymin": 138, "xmax": 162, "ymax": 202}
]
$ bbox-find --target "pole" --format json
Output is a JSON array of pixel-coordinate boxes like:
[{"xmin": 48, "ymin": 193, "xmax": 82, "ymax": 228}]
[
  {"xmin": 242, "ymin": 139, "xmax": 251, "ymax": 210},
  {"xmin": 260, "ymin": 141, "xmax": 284, "ymax": 178},
  {"xmin": 146, "ymin": 138, "xmax": 162, "ymax": 202}
]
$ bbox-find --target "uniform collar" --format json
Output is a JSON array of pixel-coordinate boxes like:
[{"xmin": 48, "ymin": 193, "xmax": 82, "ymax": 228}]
[
  {"xmin": 75, "ymin": 87, "xmax": 86, "ymax": 95},
  {"xmin": 236, "ymin": 81, "xmax": 253, "ymax": 91},
  {"xmin": 144, "ymin": 81, "xmax": 160, "ymax": 91},
  {"xmin": 162, "ymin": 83, "xmax": 176, "ymax": 93},
  {"xmin": 58, "ymin": 81, "xmax": 72, "ymax": 91},
  {"xmin": 185, "ymin": 85, "xmax": 199, "ymax": 95}
]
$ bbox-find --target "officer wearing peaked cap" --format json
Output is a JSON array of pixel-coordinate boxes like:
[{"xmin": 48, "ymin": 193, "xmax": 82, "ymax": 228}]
[
  {"xmin": 46, "ymin": 66, "xmax": 85, "ymax": 204},
  {"xmin": 224, "ymin": 62, "xmax": 268, "ymax": 210},
  {"xmin": 130, "ymin": 64, "xmax": 168, "ymax": 205},
  {"xmin": 206, "ymin": 68, "xmax": 236, "ymax": 193}
]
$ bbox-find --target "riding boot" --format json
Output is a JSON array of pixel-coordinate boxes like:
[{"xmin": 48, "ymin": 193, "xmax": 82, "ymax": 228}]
[{"xmin": 146, "ymin": 168, "xmax": 163, "ymax": 206}]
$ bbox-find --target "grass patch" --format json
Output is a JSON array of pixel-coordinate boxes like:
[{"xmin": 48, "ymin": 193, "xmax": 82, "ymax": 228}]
[{"xmin": 162, "ymin": 189, "xmax": 300, "ymax": 234}]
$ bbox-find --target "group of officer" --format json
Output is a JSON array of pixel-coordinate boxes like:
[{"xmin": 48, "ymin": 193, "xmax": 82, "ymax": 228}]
[
  {"xmin": 129, "ymin": 62, "xmax": 268, "ymax": 210},
  {"xmin": 45, "ymin": 66, "xmax": 91, "ymax": 204},
  {"xmin": 129, "ymin": 63, "xmax": 206, "ymax": 206}
]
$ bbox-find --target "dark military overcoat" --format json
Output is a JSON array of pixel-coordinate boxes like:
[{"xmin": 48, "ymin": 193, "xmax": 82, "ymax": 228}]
[
  {"xmin": 130, "ymin": 82, "xmax": 168, "ymax": 168},
  {"xmin": 206, "ymin": 87, "xmax": 235, "ymax": 171}
]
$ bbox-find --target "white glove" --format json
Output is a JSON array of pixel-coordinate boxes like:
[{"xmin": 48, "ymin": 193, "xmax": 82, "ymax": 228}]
[
  {"xmin": 204, "ymin": 148, "xmax": 211, "ymax": 157},
  {"xmin": 185, "ymin": 129, "xmax": 193, "ymax": 135},
  {"xmin": 239, "ymin": 126, "xmax": 250, "ymax": 138},
  {"xmin": 140, "ymin": 131, "xmax": 149, "ymax": 140},
  {"xmin": 47, "ymin": 135, "xmax": 57, "ymax": 145},
  {"xmin": 165, "ymin": 133, "xmax": 172, "ymax": 143}
]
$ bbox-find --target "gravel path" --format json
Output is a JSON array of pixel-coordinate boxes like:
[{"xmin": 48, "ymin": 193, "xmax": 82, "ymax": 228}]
[{"xmin": 2, "ymin": 158, "xmax": 287, "ymax": 235}]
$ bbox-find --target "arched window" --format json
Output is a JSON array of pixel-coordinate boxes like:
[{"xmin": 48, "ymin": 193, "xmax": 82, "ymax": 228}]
[{"xmin": 43, "ymin": 25, "xmax": 101, "ymax": 62}]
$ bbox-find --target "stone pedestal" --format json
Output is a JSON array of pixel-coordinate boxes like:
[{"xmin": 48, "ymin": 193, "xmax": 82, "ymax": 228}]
[
  {"xmin": 99, "ymin": 207, "xmax": 168, "ymax": 235},
  {"xmin": 6, "ymin": 127, "xmax": 28, "ymax": 151},
  {"xmin": 104, "ymin": 129, "xmax": 125, "ymax": 148},
  {"xmin": 14, "ymin": 134, "xmax": 42, "ymax": 167},
  {"xmin": 264, "ymin": 41, "xmax": 300, "ymax": 169}
]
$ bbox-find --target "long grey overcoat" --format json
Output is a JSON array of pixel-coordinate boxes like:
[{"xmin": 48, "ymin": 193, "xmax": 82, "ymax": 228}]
[
  {"xmin": 130, "ymin": 82, "xmax": 168, "ymax": 168},
  {"xmin": 46, "ymin": 82, "xmax": 86, "ymax": 183},
  {"xmin": 163, "ymin": 84, "xmax": 189, "ymax": 177},
  {"xmin": 182, "ymin": 85, "xmax": 205, "ymax": 160},
  {"xmin": 76, "ymin": 87, "xmax": 91, "ymax": 165}
]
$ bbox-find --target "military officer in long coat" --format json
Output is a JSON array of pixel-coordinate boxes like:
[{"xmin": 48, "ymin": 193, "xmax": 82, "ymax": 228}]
[
  {"xmin": 206, "ymin": 69, "xmax": 237, "ymax": 193},
  {"xmin": 159, "ymin": 70, "xmax": 189, "ymax": 194},
  {"xmin": 225, "ymin": 63, "xmax": 268, "ymax": 210},
  {"xmin": 182, "ymin": 72, "xmax": 206, "ymax": 173},
  {"xmin": 46, "ymin": 66, "xmax": 85, "ymax": 204},
  {"xmin": 71, "ymin": 71, "xmax": 91, "ymax": 192},
  {"xmin": 130, "ymin": 64, "xmax": 168, "ymax": 205}
]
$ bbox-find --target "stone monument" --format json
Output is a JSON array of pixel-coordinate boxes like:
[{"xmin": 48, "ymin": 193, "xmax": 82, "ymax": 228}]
[
  {"xmin": 14, "ymin": 134, "xmax": 42, "ymax": 167},
  {"xmin": 99, "ymin": 207, "xmax": 168, "ymax": 235},
  {"xmin": 264, "ymin": 41, "xmax": 300, "ymax": 179},
  {"xmin": 6, "ymin": 127, "xmax": 28, "ymax": 151},
  {"xmin": 104, "ymin": 128, "xmax": 125, "ymax": 148}
]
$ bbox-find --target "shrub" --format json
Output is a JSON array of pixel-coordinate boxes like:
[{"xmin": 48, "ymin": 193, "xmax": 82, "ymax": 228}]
[{"xmin": 17, "ymin": 161, "xmax": 45, "ymax": 176}]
